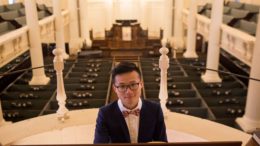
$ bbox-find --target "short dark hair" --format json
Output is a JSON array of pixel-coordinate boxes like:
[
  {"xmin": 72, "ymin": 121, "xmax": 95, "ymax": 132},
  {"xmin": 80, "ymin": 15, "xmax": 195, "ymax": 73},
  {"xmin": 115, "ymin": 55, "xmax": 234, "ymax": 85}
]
[{"xmin": 111, "ymin": 62, "xmax": 141, "ymax": 83}]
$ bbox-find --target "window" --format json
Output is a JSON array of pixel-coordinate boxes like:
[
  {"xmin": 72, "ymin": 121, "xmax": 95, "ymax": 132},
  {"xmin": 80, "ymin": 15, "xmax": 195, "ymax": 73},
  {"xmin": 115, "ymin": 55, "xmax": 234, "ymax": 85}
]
[{"xmin": 8, "ymin": 0, "xmax": 16, "ymax": 4}]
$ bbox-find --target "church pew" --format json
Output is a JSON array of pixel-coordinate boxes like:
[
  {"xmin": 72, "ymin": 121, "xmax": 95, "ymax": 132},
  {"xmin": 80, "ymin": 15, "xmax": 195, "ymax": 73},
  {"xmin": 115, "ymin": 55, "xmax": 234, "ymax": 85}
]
[
  {"xmin": 2, "ymin": 100, "xmax": 48, "ymax": 110},
  {"xmin": 68, "ymin": 72, "xmax": 108, "ymax": 78},
  {"xmin": 141, "ymin": 71, "xmax": 184, "ymax": 77},
  {"xmin": 223, "ymin": 6, "xmax": 231, "ymax": 15},
  {"xmin": 169, "ymin": 107, "xmax": 209, "ymax": 118},
  {"xmin": 242, "ymin": 3, "xmax": 260, "ymax": 13},
  {"xmin": 144, "ymin": 82, "xmax": 192, "ymax": 90},
  {"xmin": 234, "ymin": 19, "xmax": 257, "ymax": 36},
  {"xmin": 14, "ymin": 16, "xmax": 26, "ymax": 26},
  {"xmin": 227, "ymin": 1, "xmax": 244, "ymax": 9},
  {"xmin": 250, "ymin": 14, "xmax": 258, "ymax": 23},
  {"xmin": 146, "ymin": 98, "xmax": 202, "ymax": 108},
  {"xmin": 18, "ymin": 8, "xmax": 25, "ymax": 16},
  {"xmin": 148, "ymin": 98, "xmax": 209, "ymax": 118},
  {"xmin": 38, "ymin": 10, "xmax": 51, "ymax": 20},
  {"xmin": 143, "ymin": 76, "xmax": 201, "ymax": 82},
  {"xmin": 64, "ymin": 77, "xmax": 109, "ymax": 84},
  {"xmin": 6, "ymin": 85, "xmax": 56, "ymax": 92},
  {"xmin": 49, "ymin": 98, "xmax": 106, "ymax": 110},
  {"xmin": 194, "ymin": 82, "xmax": 243, "ymax": 89},
  {"xmin": 203, "ymin": 96, "xmax": 246, "ymax": 107},
  {"xmin": 0, "ymin": 5, "xmax": 7, "ymax": 13},
  {"xmin": 198, "ymin": 88, "xmax": 247, "ymax": 97},
  {"xmin": 64, "ymin": 83, "xmax": 109, "ymax": 91},
  {"xmin": 3, "ymin": 110, "xmax": 40, "ymax": 122},
  {"xmin": 0, "ymin": 10, "xmax": 24, "ymax": 21},
  {"xmin": 223, "ymin": 14, "xmax": 236, "ymax": 25},
  {"xmin": 0, "ymin": 51, "xmax": 30, "ymax": 92},
  {"xmin": 145, "ymin": 89, "xmax": 197, "ymax": 98},
  {"xmin": 5, "ymin": 3, "xmax": 24, "ymax": 11},
  {"xmin": 37, "ymin": 4, "xmax": 48, "ymax": 11},
  {"xmin": 229, "ymin": 9, "xmax": 250, "ymax": 19},
  {"xmin": 66, "ymin": 91, "xmax": 107, "ymax": 99},
  {"xmin": 0, "ymin": 91, "xmax": 53, "ymax": 100},
  {"xmin": 0, "ymin": 21, "xmax": 16, "ymax": 35},
  {"xmin": 212, "ymin": 118, "xmax": 239, "ymax": 127},
  {"xmin": 211, "ymin": 107, "xmax": 244, "ymax": 118}
]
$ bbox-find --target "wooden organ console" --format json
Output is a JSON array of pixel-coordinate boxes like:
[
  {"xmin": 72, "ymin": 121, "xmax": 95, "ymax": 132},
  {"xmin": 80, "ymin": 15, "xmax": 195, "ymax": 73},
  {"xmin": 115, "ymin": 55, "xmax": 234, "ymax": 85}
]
[{"xmin": 89, "ymin": 20, "xmax": 164, "ymax": 57}]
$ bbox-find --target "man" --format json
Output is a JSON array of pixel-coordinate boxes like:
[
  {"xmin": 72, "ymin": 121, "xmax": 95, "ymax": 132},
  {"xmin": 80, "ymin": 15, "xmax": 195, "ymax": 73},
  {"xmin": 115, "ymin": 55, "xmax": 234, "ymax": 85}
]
[{"xmin": 94, "ymin": 61, "xmax": 167, "ymax": 143}]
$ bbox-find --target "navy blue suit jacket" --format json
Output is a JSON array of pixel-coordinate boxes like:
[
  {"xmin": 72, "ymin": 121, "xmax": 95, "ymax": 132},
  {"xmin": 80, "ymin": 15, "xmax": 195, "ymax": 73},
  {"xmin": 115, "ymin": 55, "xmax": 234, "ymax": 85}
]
[{"xmin": 94, "ymin": 99, "xmax": 167, "ymax": 143}]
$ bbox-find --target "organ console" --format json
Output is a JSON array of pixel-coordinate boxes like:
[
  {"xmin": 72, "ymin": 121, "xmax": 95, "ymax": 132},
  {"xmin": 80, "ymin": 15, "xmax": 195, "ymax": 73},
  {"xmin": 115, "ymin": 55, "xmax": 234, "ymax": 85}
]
[{"xmin": 89, "ymin": 20, "xmax": 163, "ymax": 57}]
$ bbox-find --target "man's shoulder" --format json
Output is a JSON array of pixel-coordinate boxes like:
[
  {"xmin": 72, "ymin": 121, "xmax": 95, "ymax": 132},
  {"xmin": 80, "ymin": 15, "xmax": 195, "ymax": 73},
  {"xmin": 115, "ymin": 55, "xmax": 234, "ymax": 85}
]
[
  {"xmin": 142, "ymin": 99, "xmax": 160, "ymax": 109},
  {"xmin": 99, "ymin": 100, "xmax": 118, "ymax": 112}
]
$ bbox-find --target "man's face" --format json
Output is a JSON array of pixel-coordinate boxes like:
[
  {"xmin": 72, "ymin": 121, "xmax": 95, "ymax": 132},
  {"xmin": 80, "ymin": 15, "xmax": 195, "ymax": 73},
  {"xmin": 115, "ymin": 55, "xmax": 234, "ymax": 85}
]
[{"xmin": 113, "ymin": 71, "xmax": 143, "ymax": 109}]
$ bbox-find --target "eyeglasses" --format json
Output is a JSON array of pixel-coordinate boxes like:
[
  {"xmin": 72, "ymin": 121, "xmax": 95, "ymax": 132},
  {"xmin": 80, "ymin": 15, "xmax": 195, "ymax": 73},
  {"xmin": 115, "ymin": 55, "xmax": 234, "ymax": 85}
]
[{"xmin": 115, "ymin": 82, "xmax": 140, "ymax": 92}]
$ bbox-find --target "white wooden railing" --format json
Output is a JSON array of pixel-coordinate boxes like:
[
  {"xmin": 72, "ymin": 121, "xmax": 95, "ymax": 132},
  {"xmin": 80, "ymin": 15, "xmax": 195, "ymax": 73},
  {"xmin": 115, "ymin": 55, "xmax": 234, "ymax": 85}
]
[
  {"xmin": 182, "ymin": 9, "xmax": 255, "ymax": 66},
  {"xmin": 0, "ymin": 10, "xmax": 69, "ymax": 68},
  {"xmin": 0, "ymin": 27, "xmax": 29, "ymax": 68}
]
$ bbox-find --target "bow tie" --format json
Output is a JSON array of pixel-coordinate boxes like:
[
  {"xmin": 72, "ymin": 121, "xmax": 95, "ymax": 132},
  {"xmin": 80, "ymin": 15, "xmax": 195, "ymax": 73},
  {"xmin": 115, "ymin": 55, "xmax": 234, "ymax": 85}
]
[{"xmin": 122, "ymin": 109, "xmax": 140, "ymax": 117}]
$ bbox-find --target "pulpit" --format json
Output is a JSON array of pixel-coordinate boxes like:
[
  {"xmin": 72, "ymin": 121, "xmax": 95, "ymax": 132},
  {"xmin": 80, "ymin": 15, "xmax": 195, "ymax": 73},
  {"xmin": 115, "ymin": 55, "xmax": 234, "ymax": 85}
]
[{"xmin": 89, "ymin": 20, "xmax": 163, "ymax": 57}]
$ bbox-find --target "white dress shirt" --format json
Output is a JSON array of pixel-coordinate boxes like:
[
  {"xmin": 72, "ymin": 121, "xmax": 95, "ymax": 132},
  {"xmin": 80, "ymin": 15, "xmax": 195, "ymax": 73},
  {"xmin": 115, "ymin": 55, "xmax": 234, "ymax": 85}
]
[{"xmin": 118, "ymin": 98, "xmax": 142, "ymax": 143}]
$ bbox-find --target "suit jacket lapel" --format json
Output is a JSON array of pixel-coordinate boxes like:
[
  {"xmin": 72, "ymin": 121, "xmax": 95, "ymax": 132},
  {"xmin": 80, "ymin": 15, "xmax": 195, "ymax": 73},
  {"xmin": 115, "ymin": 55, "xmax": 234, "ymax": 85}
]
[{"xmin": 115, "ymin": 103, "xmax": 131, "ymax": 142}]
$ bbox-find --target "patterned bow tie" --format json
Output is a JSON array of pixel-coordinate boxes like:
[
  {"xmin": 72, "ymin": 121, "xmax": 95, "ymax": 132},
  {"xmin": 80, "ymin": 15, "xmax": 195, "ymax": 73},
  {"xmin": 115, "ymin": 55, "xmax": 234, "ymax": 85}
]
[{"xmin": 122, "ymin": 109, "xmax": 140, "ymax": 117}]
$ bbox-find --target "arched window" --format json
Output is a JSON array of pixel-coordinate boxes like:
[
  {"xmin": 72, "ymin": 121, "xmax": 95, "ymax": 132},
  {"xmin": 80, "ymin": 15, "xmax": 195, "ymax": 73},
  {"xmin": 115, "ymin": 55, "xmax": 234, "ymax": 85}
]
[{"xmin": 8, "ymin": 0, "xmax": 16, "ymax": 4}]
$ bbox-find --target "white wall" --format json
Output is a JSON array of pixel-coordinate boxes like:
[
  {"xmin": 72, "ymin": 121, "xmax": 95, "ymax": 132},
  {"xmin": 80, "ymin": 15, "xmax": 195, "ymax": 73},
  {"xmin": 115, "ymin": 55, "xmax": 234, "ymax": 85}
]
[
  {"xmin": 84, "ymin": 0, "xmax": 166, "ymax": 36},
  {"xmin": 114, "ymin": 0, "xmax": 139, "ymax": 20},
  {"xmin": 146, "ymin": 0, "xmax": 164, "ymax": 33}
]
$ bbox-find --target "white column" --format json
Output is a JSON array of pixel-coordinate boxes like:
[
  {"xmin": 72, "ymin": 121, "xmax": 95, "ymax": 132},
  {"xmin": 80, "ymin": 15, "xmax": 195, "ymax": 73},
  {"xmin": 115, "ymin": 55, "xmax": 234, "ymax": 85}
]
[
  {"xmin": 105, "ymin": 0, "xmax": 113, "ymax": 30},
  {"xmin": 172, "ymin": 0, "xmax": 185, "ymax": 51},
  {"xmin": 53, "ymin": 0, "xmax": 69, "ymax": 59},
  {"xmin": 183, "ymin": 0, "xmax": 198, "ymax": 58},
  {"xmin": 79, "ymin": 0, "xmax": 92, "ymax": 48},
  {"xmin": 53, "ymin": 48, "xmax": 69, "ymax": 121},
  {"xmin": 159, "ymin": 41, "xmax": 170, "ymax": 118},
  {"xmin": 236, "ymin": 14, "xmax": 260, "ymax": 133},
  {"xmin": 24, "ymin": 0, "xmax": 50, "ymax": 85},
  {"xmin": 163, "ymin": 0, "xmax": 173, "ymax": 44},
  {"xmin": 68, "ymin": 0, "xmax": 80, "ymax": 55},
  {"xmin": 201, "ymin": 0, "xmax": 222, "ymax": 83}
]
